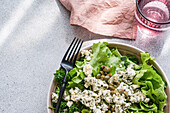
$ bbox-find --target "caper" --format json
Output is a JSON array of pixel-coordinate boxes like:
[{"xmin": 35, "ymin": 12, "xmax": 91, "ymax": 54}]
[
  {"xmin": 111, "ymin": 108, "xmax": 115, "ymax": 112},
  {"xmin": 100, "ymin": 71, "xmax": 104, "ymax": 75},
  {"xmin": 104, "ymin": 76, "xmax": 110, "ymax": 80},
  {"xmin": 110, "ymin": 90, "xmax": 118, "ymax": 95},
  {"xmin": 108, "ymin": 85, "xmax": 115, "ymax": 90},
  {"xmin": 96, "ymin": 74, "xmax": 101, "ymax": 79},
  {"xmin": 101, "ymin": 75, "xmax": 105, "ymax": 81},
  {"xmin": 103, "ymin": 66, "xmax": 110, "ymax": 72},
  {"xmin": 110, "ymin": 91, "xmax": 114, "ymax": 95},
  {"xmin": 107, "ymin": 105, "xmax": 111, "ymax": 109},
  {"xmin": 107, "ymin": 73, "xmax": 112, "ymax": 77},
  {"xmin": 109, "ymin": 83, "xmax": 114, "ymax": 86},
  {"xmin": 114, "ymin": 81, "xmax": 120, "ymax": 85}
]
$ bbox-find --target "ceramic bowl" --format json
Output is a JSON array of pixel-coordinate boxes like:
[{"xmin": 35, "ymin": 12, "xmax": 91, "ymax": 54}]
[{"xmin": 47, "ymin": 42, "xmax": 170, "ymax": 113}]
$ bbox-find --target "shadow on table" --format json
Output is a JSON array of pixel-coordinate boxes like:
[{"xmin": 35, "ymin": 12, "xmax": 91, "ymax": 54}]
[
  {"xmin": 55, "ymin": 0, "xmax": 169, "ymax": 58},
  {"xmin": 136, "ymin": 27, "xmax": 169, "ymax": 57}
]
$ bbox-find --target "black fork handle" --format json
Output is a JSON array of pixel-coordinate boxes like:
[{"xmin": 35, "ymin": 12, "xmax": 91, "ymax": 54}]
[{"xmin": 55, "ymin": 71, "xmax": 68, "ymax": 113}]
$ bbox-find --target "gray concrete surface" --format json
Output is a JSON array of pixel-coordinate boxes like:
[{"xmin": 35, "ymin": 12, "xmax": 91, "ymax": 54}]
[{"xmin": 0, "ymin": 0, "xmax": 169, "ymax": 113}]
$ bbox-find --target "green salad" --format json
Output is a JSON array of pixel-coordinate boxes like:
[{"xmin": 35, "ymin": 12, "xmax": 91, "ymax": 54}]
[{"xmin": 49, "ymin": 42, "xmax": 167, "ymax": 113}]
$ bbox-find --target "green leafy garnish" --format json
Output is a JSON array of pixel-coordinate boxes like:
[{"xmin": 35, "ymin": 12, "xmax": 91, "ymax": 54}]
[
  {"xmin": 54, "ymin": 69, "xmax": 66, "ymax": 87},
  {"xmin": 48, "ymin": 106, "xmax": 56, "ymax": 109},
  {"xmin": 58, "ymin": 101, "xmax": 67, "ymax": 113},
  {"xmin": 68, "ymin": 103, "xmax": 79, "ymax": 112}
]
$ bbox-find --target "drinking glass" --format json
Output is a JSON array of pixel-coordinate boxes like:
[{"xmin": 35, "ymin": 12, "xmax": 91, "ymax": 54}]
[{"xmin": 135, "ymin": 0, "xmax": 170, "ymax": 35}]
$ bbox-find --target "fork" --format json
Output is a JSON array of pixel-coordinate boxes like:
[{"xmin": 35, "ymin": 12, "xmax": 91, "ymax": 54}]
[{"xmin": 55, "ymin": 37, "xmax": 83, "ymax": 113}]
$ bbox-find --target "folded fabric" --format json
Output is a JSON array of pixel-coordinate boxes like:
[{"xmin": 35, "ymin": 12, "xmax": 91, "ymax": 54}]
[{"xmin": 60, "ymin": 0, "xmax": 137, "ymax": 39}]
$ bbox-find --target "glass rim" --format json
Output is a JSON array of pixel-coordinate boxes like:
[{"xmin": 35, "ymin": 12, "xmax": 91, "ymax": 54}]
[{"xmin": 136, "ymin": 0, "xmax": 170, "ymax": 25}]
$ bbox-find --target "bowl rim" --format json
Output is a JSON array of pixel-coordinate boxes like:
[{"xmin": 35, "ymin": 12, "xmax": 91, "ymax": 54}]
[{"xmin": 47, "ymin": 41, "xmax": 170, "ymax": 113}]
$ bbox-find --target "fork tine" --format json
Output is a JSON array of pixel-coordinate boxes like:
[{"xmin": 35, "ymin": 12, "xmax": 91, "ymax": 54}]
[
  {"xmin": 69, "ymin": 39, "xmax": 81, "ymax": 63},
  {"xmin": 73, "ymin": 39, "xmax": 83, "ymax": 65},
  {"xmin": 55, "ymin": 38, "xmax": 83, "ymax": 113},
  {"xmin": 62, "ymin": 37, "xmax": 76, "ymax": 62},
  {"xmin": 65, "ymin": 38, "xmax": 79, "ymax": 61}
]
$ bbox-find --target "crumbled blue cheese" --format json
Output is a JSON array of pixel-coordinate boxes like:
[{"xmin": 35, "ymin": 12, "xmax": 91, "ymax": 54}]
[
  {"xmin": 56, "ymin": 62, "xmax": 151, "ymax": 113},
  {"xmin": 101, "ymin": 103, "xmax": 108, "ymax": 111},
  {"xmin": 114, "ymin": 104, "xmax": 123, "ymax": 113},
  {"xmin": 63, "ymin": 108, "xmax": 68, "ymax": 112},
  {"xmin": 69, "ymin": 87, "xmax": 81, "ymax": 102},
  {"xmin": 86, "ymin": 56, "xmax": 91, "ymax": 61},
  {"xmin": 74, "ymin": 112, "xmax": 79, "ymax": 113},
  {"xmin": 81, "ymin": 50, "xmax": 92, "ymax": 61},
  {"xmin": 124, "ymin": 103, "xmax": 131, "ymax": 109},
  {"xmin": 116, "ymin": 82, "xmax": 134, "ymax": 96},
  {"xmin": 84, "ymin": 76, "xmax": 108, "ymax": 91},
  {"xmin": 144, "ymin": 98, "xmax": 150, "ymax": 103},
  {"xmin": 69, "ymin": 87, "xmax": 110, "ymax": 112},
  {"xmin": 64, "ymin": 95, "xmax": 70, "ymax": 101},
  {"xmin": 93, "ymin": 109, "xmax": 102, "ymax": 113},
  {"xmin": 63, "ymin": 91, "xmax": 68, "ymax": 98},
  {"xmin": 130, "ymin": 91, "xmax": 146, "ymax": 103},
  {"xmin": 52, "ymin": 92, "xmax": 58, "ymax": 103},
  {"xmin": 81, "ymin": 50, "xmax": 91, "ymax": 56},
  {"xmin": 126, "ymin": 64, "xmax": 136, "ymax": 79},
  {"xmin": 67, "ymin": 101, "xmax": 73, "ymax": 107},
  {"xmin": 108, "ymin": 73, "xmax": 119, "ymax": 83},
  {"xmin": 83, "ymin": 64, "xmax": 93, "ymax": 76}
]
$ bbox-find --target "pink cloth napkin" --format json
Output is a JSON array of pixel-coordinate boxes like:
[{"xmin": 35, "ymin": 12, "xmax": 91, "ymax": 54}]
[{"xmin": 60, "ymin": 0, "xmax": 137, "ymax": 39}]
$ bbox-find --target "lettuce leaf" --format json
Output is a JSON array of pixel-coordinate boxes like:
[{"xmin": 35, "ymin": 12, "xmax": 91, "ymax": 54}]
[
  {"xmin": 111, "ymin": 47, "xmax": 122, "ymax": 58},
  {"xmin": 75, "ymin": 61, "xmax": 84, "ymax": 69},
  {"xmin": 129, "ymin": 102, "xmax": 157, "ymax": 113},
  {"xmin": 89, "ymin": 42, "xmax": 111, "ymax": 75},
  {"xmin": 141, "ymin": 52, "xmax": 155, "ymax": 64},
  {"xmin": 82, "ymin": 109, "xmax": 91, "ymax": 113},
  {"xmin": 132, "ymin": 53, "xmax": 167, "ymax": 112},
  {"xmin": 89, "ymin": 42, "xmax": 124, "ymax": 76}
]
